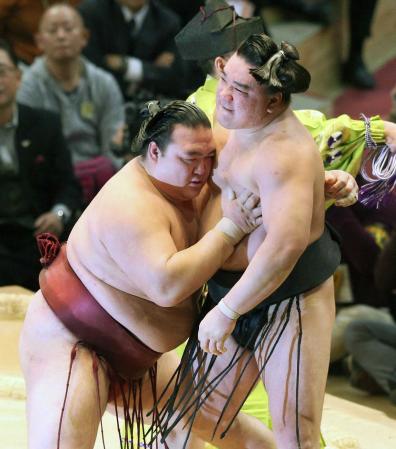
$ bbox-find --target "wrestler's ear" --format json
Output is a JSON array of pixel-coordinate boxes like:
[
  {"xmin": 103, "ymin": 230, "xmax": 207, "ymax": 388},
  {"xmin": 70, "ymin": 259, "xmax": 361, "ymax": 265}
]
[
  {"xmin": 214, "ymin": 57, "xmax": 226, "ymax": 75},
  {"xmin": 147, "ymin": 141, "xmax": 162, "ymax": 162},
  {"xmin": 266, "ymin": 92, "xmax": 283, "ymax": 113}
]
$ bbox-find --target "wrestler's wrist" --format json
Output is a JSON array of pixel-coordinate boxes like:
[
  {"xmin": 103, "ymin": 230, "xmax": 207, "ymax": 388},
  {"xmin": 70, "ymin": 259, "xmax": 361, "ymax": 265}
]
[
  {"xmin": 217, "ymin": 299, "xmax": 241, "ymax": 320},
  {"xmin": 214, "ymin": 217, "xmax": 245, "ymax": 246}
]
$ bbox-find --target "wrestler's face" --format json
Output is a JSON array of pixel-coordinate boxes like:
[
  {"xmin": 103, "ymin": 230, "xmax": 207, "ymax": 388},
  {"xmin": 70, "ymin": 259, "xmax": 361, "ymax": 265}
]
[
  {"xmin": 0, "ymin": 50, "xmax": 20, "ymax": 110},
  {"xmin": 149, "ymin": 124, "xmax": 216, "ymax": 201},
  {"xmin": 216, "ymin": 53, "xmax": 271, "ymax": 130},
  {"xmin": 37, "ymin": 6, "xmax": 88, "ymax": 62}
]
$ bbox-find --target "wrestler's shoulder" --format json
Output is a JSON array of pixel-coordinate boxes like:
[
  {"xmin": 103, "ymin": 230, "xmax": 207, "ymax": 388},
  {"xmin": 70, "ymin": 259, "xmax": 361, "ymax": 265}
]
[
  {"xmin": 99, "ymin": 165, "xmax": 168, "ymax": 213},
  {"xmin": 253, "ymin": 137, "xmax": 316, "ymax": 183}
]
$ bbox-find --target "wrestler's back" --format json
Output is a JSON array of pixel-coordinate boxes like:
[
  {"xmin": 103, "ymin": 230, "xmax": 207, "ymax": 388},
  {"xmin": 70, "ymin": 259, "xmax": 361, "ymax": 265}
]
[{"xmin": 66, "ymin": 158, "xmax": 199, "ymax": 353}]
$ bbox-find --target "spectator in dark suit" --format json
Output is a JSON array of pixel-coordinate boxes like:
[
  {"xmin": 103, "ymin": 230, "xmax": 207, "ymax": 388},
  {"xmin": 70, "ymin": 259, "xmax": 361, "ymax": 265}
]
[
  {"xmin": 0, "ymin": 39, "xmax": 81, "ymax": 291},
  {"xmin": 78, "ymin": 0, "xmax": 196, "ymax": 100}
]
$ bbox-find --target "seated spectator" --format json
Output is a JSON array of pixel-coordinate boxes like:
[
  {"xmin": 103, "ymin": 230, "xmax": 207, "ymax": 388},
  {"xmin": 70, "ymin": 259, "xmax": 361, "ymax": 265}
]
[
  {"xmin": 326, "ymin": 180, "xmax": 396, "ymax": 317},
  {"xmin": 17, "ymin": 3, "xmax": 125, "ymax": 206},
  {"xmin": 345, "ymin": 316, "xmax": 396, "ymax": 404},
  {"xmin": 78, "ymin": 0, "xmax": 193, "ymax": 101},
  {"xmin": 0, "ymin": 39, "xmax": 81, "ymax": 291},
  {"xmin": 374, "ymin": 227, "xmax": 396, "ymax": 323},
  {"xmin": 0, "ymin": 0, "xmax": 81, "ymax": 66}
]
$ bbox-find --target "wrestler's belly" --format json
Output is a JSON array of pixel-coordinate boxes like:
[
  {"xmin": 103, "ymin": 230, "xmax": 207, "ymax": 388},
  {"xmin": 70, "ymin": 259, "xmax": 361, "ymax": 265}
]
[{"xmin": 67, "ymin": 248, "xmax": 197, "ymax": 353}]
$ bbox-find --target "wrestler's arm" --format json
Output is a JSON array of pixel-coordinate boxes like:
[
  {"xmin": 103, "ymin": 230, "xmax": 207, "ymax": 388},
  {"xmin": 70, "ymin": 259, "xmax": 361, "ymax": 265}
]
[{"xmin": 103, "ymin": 196, "xmax": 257, "ymax": 307}]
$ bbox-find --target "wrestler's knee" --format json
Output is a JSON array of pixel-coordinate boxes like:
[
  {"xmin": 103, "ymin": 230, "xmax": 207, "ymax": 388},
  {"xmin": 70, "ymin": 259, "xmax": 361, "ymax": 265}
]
[
  {"xmin": 190, "ymin": 403, "xmax": 230, "ymax": 441},
  {"xmin": 191, "ymin": 405, "xmax": 242, "ymax": 443}
]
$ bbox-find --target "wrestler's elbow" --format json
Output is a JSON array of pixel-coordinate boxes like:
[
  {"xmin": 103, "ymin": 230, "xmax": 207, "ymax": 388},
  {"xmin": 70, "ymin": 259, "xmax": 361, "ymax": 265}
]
[
  {"xmin": 158, "ymin": 284, "xmax": 191, "ymax": 307},
  {"xmin": 143, "ymin": 279, "xmax": 173, "ymax": 307},
  {"xmin": 157, "ymin": 283, "xmax": 195, "ymax": 307},
  {"xmin": 275, "ymin": 237, "xmax": 307, "ymax": 267},
  {"xmin": 144, "ymin": 276, "xmax": 184, "ymax": 307}
]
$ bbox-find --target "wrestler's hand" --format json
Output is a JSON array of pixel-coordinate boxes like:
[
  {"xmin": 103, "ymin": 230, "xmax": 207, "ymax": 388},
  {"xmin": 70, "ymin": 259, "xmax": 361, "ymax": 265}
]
[
  {"xmin": 222, "ymin": 188, "xmax": 262, "ymax": 234},
  {"xmin": 324, "ymin": 170, "xmax": 358, "ymax": 207},
  {"xmin": 383, "ymin": 120, "xmax": 396, "ymax": 153},
  {"xmin": 34, "ymin": 212, "xmax": 64, "ymax": 237},
  {"xmin": 198, "ymin": 307, "xmax": 236, "ymax": 356}
]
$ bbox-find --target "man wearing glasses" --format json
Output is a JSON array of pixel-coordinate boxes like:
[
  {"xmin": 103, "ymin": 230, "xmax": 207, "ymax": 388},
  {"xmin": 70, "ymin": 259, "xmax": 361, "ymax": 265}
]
[{"xmin": 0, "ymin": 38, "xmax": 81, "ymax": 290}]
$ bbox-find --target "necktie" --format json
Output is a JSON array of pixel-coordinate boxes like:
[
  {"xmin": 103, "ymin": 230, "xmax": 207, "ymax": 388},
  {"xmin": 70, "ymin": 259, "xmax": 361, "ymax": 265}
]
[
  {"xmin": 128, "ymin": 17, "xmax": 136, "ymax": 39},
  {"xmin": 127, "ymin": 17, "xmax": 136, "ymax": 53}
]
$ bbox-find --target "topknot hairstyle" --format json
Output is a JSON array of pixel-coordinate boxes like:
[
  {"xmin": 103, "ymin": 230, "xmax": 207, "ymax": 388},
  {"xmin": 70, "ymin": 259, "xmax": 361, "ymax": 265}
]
[
  {"xmin": 132, "ymin": 100, "xmax": 211, "ymax": 157},
  {"xmin": 237, "ymin": 34, "xmax": 311, "ymax": 103}
]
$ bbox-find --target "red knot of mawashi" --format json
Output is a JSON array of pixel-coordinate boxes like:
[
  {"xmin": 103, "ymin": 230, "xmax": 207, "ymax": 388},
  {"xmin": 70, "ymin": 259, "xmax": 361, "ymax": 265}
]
[{"xmin": 36, "ymin": 232, "xmax": 61, "ymax": 267}]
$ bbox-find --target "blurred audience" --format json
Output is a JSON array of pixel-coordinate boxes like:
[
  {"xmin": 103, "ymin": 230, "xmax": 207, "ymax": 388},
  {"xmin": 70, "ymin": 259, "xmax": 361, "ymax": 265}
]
[
  {"xmin": 160, "ymin": 0, "xmax": 202, "ymax": 25},
  {"xmin": 78, "ymin": 0, "xmax": 198, "ymax": 101},
  {"xmin": 345, "ymin": 318, "xmax": 396, "ymax": 405},
  {"xmin": 389, "ymin": 84, "xmax": 396, "ymax": 123},
  {"xmin": 17, "ymin": 3, "xmax": 125, "ymax": 206},
  {"xmin": 250, "ymin": 0, "xmax": 377, "ymax": 89},
  {"xmin": 0, "ymin": 39, "xmax": 81, "ymax": 291},
  {"xmin": 345, "ymin": 233, "xmax": 396, "ymax": 403},
  {"xmin": 260, "ymin": 0, "xmax": 332, "ymax": 25},
  {"xmin": 342, "ymin": 0, "xmax": 378, "ymax": 89},
  {"xmin": 226, "ymin": 0, "xmax": 255, "ymax": 17},
  {"xmin": 375, "ymin": 228, "xmax": 396, "ymax": 300},
  {"xmin": 326, "ymin": 180, "xmax": 396, "ymax": 318},
  {"xmin": 0, "ymin": 0, "xmax": 81, "ymax": 66}
]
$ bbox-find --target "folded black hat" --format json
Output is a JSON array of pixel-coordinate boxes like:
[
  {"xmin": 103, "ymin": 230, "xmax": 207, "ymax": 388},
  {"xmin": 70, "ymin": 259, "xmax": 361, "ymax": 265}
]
[{"xmin": 175, "ymin": 0, "xmax": 265, "ymax": 61}]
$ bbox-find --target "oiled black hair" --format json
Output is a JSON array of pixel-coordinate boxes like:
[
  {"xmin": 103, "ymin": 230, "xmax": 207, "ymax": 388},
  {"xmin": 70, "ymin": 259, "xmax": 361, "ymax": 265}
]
[
  {"xmin": 237, "ymin": 34, "xmax": 311, "ymax": 104},
  {"xmin": 132, "ymin": 100, "xmax": 211, "ymax": 157}
]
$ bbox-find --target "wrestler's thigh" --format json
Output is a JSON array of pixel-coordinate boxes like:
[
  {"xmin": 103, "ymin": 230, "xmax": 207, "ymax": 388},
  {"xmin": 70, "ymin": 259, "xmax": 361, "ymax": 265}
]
[
  {"xmin": 140, "ymin": 351, "xmax": 206, "ymax": 449},
  {"xmin": 257, "ymin": 278, "xmax": 335, "ymax": 449},
  {"xmin": 20, "ymin": 290, "xmax": 109, "ymax": 449}
]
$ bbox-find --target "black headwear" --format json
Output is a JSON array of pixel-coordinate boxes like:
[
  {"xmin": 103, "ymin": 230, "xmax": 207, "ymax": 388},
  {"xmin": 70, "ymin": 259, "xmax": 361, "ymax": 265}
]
[{"xmin": 175, "ymin": 0, "xmax": 265, "ymax": 61}]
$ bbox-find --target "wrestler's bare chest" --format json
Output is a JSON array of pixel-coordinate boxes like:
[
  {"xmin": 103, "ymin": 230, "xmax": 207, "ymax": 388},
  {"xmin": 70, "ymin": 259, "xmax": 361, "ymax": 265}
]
[{"xmin": 214, "ymin": 140, "xmax": 259, "ymax": 196}]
